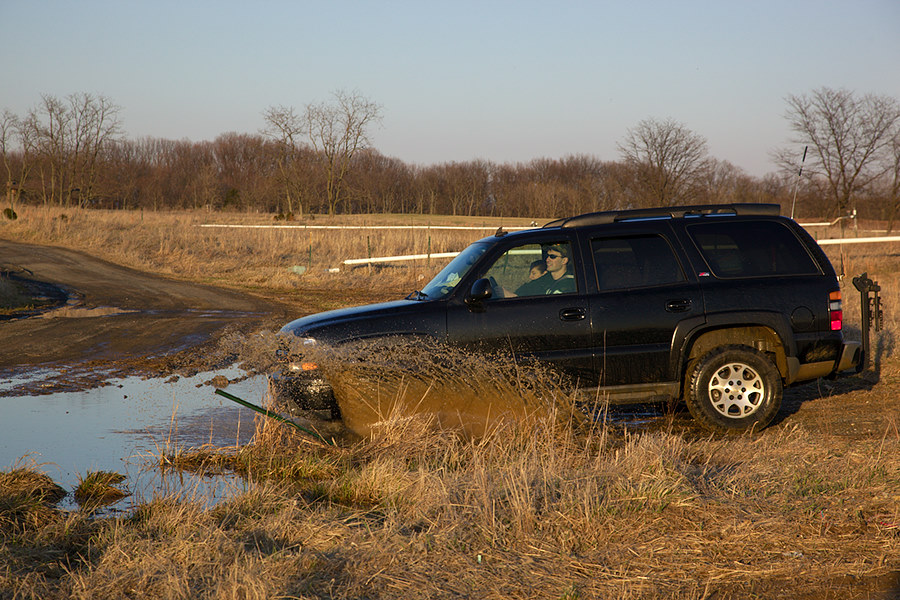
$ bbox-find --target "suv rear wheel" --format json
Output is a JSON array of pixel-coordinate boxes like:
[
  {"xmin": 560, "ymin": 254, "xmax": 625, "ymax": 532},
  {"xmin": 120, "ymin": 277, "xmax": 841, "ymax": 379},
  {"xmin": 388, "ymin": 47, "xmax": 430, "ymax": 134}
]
[{"xmin": 686, "ymin": 345, "xmax": 782, "ymax": 432}]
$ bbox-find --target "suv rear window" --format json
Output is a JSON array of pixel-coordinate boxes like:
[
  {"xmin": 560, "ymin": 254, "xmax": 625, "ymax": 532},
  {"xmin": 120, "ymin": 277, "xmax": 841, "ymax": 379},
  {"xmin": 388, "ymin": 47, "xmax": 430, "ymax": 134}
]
[{"xmin": 688, "ymin": 221, "xmax": 819, "ymax": 278}]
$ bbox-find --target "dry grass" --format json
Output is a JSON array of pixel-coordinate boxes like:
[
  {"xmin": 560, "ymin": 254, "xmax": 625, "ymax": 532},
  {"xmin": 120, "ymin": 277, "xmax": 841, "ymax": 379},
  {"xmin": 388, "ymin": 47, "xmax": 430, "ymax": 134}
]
[
  {"xmin": 3, "ymin": 398, "xmax": 899, "ymax": 599},
  {"xmin": 1, "ymin": 207, "xmax": 899, "ymax": 598},
  {"xmin": 0, "ymin": 459, "xmax": 66, "ymax": 534}
]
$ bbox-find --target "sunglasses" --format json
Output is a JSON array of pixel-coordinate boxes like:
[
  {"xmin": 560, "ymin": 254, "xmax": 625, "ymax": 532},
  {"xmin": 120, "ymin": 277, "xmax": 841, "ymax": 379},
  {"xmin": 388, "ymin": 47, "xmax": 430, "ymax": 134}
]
[{"xmin": 546, "ymin": 253, "xmax": 563, "ymax": 259}]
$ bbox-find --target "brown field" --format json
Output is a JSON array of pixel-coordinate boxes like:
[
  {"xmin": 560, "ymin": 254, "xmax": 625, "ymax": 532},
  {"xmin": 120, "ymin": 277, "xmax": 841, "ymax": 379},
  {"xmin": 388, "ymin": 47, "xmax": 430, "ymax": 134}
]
[
  {"xmin": 1, "ymin": 206, "xmax": 899, "ymax": 599},
  {"xmin": 0, "ymin": 206, "xmax": 527, "ymax": 311}
]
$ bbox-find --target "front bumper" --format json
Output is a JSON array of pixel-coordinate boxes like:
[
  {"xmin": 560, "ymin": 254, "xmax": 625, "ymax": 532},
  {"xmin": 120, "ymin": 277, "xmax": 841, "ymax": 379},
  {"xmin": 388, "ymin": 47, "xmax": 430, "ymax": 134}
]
[{"xmin": 270, "ymin": 369, "xmax": 340, "ymax": 419}]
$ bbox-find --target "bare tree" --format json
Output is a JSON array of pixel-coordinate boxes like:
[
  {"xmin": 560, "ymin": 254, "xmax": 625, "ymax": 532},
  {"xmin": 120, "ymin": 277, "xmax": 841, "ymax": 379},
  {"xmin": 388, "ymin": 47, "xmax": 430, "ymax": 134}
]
[
  {"xmin": 261, "ymin": 104, "xmax": 307, "ymax": 216},
  {"xmin": 695, "ymin": 159, "xmax": 761, "ymax": 205},
  {"xmin": 29, "ymin": 95, "xmax": 70, "ymax": 205},
  {"xmin": 304, "ymin": 89, "xmax": 382, "ymax": 214},
  {"xmin": 617, "ymin": 117, "xmax": 709, "ymax": 206},
  {"xmin": 780, "ymin": 87, "xmax": 900, "ymax": 219},
  {"xmin": 69, "ymin": 93, "xmax": 123, "ymax": 206},
  {"xmin": 22, "ymin": 93, "xmax": 122, "ymax": 206},
  {"xmin": 1, "ymin": 109, "xmax": 36, "ymax": 213},
  {"xmin": 885, "ymin": 128, "xmax": 900, "ymax": 232}
]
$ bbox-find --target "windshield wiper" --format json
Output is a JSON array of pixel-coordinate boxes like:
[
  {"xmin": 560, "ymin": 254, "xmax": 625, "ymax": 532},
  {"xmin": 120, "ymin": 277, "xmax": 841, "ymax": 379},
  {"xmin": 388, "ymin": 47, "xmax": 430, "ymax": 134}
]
[{"xmin": 406, "ymin": 290, "xmax": 429, "ymax": 300}]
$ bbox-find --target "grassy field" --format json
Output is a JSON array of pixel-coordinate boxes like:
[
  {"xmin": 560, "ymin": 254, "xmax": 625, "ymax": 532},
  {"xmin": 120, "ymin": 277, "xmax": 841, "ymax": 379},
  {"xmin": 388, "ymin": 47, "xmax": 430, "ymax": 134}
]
[{"xmin": 1, "ymin": 206, "xmax": 899, "ymax": 599}]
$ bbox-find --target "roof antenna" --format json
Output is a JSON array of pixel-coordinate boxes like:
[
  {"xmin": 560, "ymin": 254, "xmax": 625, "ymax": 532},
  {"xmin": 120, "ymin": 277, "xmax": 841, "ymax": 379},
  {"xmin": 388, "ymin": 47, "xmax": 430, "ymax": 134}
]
[{"xmin": 789, "ymin": 146, "xmax": 808, "ymax": 220}]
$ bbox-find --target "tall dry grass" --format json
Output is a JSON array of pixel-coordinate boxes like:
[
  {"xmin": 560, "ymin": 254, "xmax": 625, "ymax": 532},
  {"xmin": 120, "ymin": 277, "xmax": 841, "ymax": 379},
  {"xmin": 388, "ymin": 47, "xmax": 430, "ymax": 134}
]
[{"xmin": 3, "ymin": 395, "xmax": 899, "ymax": 599}]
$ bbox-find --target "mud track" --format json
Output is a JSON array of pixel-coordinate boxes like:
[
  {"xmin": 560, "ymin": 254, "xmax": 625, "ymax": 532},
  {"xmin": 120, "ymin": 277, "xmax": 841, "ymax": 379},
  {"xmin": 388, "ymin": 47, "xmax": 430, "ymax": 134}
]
[{"xmin": 0, "ymin": 239, "xmax": 293, "ymax": 388}]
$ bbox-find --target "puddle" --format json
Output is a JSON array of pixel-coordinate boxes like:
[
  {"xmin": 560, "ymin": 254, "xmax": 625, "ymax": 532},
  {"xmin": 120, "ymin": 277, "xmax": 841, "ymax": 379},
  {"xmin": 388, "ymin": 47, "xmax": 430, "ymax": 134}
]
[{"xmin": 0, "ymin": 366, "xmax": 270, "ymax": 511}]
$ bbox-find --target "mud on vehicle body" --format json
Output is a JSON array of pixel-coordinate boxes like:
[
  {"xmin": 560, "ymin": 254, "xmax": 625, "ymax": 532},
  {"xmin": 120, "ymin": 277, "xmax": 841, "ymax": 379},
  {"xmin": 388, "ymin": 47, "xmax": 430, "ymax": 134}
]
[{"xmin": 275, "ymin": 203, "xmax": 863, "ymax": 432}]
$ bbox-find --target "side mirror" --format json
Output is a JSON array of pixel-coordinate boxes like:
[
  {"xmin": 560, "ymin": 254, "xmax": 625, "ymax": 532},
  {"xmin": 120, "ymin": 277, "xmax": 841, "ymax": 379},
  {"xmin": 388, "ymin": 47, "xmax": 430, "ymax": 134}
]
[{"xmin": 465, "ymin": 278, "xmax": 493, "ymax": 308}]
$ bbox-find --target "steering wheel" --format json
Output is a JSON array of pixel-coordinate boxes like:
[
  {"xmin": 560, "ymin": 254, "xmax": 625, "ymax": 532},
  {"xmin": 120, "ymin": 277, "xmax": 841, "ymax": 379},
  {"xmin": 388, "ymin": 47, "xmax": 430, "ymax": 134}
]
[{"xmin": 487, "ymin": 276, "xmax": 502, "ymax": 298}]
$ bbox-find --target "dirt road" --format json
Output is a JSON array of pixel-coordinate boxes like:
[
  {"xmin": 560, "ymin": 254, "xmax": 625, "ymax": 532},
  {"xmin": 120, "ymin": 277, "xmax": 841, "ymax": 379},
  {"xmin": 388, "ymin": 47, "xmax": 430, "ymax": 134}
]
[{"xmin": 0, "ymin": 239, "xmax": 291, "ymax": 385}]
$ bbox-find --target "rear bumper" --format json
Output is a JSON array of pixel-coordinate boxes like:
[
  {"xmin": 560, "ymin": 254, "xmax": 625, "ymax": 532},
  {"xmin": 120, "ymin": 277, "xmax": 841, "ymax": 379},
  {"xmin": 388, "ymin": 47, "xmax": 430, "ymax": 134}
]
[
  {"xmin": 786, "ymin": 341, "xmax": 862, "ymax": 384},
  {"xmin": 835, "ymin": 341, "xmax": 863, "ymax": 373}
]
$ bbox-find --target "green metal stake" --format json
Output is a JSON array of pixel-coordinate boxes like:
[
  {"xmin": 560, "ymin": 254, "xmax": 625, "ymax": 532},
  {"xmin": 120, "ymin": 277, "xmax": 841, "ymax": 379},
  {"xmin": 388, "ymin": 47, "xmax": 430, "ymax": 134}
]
[{"xmin": 214, "ymin": 389, "xmax": 332, "ymax": 445}]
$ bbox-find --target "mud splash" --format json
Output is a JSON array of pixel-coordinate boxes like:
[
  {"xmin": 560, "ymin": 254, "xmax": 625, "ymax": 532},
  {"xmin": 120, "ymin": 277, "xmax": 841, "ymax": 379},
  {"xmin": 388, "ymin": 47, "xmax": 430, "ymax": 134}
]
[
  {"xmin": 250, "ymin": 332, "xmax": 699, "ymax": 439},
  {"xmin": 289, "ymin": 337, "xmax": 582, "ymax": 438}
]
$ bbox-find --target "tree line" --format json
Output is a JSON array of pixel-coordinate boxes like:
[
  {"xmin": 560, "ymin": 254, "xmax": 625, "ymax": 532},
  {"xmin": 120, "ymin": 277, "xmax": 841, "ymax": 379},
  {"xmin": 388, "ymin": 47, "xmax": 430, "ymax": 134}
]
[{"xmin": 2, "ymin": 88, "xmax": 899, "ymax": 226}]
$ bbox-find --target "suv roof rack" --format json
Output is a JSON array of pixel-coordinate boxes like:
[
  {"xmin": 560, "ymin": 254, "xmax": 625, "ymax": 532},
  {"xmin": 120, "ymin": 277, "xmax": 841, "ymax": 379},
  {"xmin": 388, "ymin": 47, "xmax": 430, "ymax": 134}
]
[{"xmin": 544, "ymin": 203, "xmax": 781, "ymax": 228}]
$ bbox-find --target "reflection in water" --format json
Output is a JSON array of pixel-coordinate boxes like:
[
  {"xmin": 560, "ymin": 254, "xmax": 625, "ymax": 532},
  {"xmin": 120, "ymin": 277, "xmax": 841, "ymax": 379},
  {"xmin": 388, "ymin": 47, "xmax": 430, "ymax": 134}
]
[{"xmin": 0, "ymin": 367, "xmax": 269, "ymax": 511}]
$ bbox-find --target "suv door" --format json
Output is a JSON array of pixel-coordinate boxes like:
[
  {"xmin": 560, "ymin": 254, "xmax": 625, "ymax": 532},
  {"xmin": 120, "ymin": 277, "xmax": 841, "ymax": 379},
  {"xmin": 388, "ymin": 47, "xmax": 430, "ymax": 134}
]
[
  {"xmin": 583, "ymin": 224, "xmax": 704, "ymax": 387},
  {"xmin": 446, "ymin": 235, "xmax": 595, "ymax": 386}
]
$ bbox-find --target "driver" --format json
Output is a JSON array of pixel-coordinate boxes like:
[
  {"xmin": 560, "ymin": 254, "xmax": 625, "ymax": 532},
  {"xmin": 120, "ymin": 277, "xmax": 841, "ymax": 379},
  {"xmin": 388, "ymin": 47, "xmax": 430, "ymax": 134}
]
[
  {"xmin": 515, "ymin": 244, "xmax": 575, "ymax": 296},
  {"xmin": 541, "ymin": 244, "xmax": 576, "ymax": 294}
]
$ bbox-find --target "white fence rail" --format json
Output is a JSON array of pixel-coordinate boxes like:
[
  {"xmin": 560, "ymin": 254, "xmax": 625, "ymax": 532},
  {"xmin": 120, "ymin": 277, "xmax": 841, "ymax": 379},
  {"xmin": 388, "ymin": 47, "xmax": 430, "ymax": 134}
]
[
  {"xmin": 343, "ymin": 252, "xmax": 460, "ymax": 266},
  {"xmin": 199, "ymin": 224, "xmax": 532, "ymax": 231},
  {"xmin": 816, "ymin": 236, "xmax": 900, "ymax": 245}
]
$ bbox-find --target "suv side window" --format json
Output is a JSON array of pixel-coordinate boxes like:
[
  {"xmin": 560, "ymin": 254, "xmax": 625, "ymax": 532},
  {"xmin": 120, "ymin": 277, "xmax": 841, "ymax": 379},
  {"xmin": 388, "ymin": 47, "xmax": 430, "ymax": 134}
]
[
  {"xmin": 483, "ymin": 241, "xmax": 577, "ymax": 298},
  {"xmin": 591, "ymin": 234, "xmax": 685, "ymax": 290},
  {"xmin": 688, "ymin": 221, "xmax": 819, "ymax": 278}
]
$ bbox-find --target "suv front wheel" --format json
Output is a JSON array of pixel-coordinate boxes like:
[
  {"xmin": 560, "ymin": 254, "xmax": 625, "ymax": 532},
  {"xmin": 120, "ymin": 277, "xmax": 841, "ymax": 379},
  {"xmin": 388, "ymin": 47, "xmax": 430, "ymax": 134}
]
[{"xmin": 686, "ymin": 345, "xmax": 782, "ymax": 432}]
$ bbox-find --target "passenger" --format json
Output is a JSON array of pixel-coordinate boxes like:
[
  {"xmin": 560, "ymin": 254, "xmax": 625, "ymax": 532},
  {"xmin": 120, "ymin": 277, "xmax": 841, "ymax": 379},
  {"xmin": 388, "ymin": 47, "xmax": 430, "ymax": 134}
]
[
  {"xmin": 527, "ymin": 259, "xmax": 547, "ymax": 281},
  {"xmin": 515, "ymin": 259, "xmax": 547, "ymax": 296}
]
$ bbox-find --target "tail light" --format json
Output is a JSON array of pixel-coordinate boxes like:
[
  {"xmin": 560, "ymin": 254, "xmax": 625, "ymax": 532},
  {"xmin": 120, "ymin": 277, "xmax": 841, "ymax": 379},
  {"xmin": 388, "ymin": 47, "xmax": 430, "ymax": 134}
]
[{"xmin": 829, "ymin": 291, "xmax": 843, "ymax": 331}]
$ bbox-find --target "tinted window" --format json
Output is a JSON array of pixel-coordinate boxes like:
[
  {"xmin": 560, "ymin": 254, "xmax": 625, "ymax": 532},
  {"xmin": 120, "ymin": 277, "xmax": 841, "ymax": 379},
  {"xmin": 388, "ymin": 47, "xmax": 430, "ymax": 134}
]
[
  {"xmin": 688, "ymin": 221, "xmax": 819, "ymax": 277},
  {"xmin": 482, "ymin": 241, "xmax": 577, "ymax": 298},
  {"xmin": 591, "ymin": 235, "xmax": 685, "ymax": 290}
]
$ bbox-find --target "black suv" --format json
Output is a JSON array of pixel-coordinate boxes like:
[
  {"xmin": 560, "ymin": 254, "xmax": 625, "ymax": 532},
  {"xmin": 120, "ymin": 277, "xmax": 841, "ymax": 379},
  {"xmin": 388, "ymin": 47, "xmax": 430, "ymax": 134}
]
[{"xmin": 276, "ymin": 204, "xmax": 861, "ymax": 431}]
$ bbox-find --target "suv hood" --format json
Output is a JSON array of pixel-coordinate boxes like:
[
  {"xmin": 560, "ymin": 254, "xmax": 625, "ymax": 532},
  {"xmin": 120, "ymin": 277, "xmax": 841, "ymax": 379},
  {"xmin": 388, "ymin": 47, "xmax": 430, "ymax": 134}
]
[{"xmin": 279, "ymin": 299, "xmax": 429, "ymax": 341}]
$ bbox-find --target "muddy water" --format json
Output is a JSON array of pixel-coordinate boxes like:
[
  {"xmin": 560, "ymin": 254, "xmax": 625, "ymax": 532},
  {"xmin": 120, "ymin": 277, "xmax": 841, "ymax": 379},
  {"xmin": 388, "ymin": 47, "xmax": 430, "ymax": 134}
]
[
  {"xmin": 0, "ymin": 335, "xmax": 685, "ymax": 514},
  {"xmin": 0, "ymin": 366, "xmax": 269, "ymax": 511}
]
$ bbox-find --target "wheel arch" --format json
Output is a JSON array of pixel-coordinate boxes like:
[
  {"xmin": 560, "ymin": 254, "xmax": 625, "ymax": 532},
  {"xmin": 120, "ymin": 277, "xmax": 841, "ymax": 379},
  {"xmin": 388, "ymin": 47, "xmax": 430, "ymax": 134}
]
[{"xmin": 678, "ymin": 323, "xmax": 791, "ymax": 381}]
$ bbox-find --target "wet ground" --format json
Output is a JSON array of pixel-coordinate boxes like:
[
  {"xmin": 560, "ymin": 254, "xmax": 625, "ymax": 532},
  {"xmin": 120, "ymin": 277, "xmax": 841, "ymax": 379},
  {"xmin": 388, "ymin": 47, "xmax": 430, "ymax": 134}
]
[
  {"xmin": 1, "ymin": 239, "xmax": 295, "ymax": 509},
  {"xmin": 0, "ymin": 366, "xmax": 268, "ymax": 511}
]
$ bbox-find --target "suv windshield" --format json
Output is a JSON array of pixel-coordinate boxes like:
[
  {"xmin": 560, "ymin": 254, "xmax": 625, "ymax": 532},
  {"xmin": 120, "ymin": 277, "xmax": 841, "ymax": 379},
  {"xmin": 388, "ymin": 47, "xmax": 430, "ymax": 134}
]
[{"xmin": 418, "ymin": 242, "xmax": 490, "ymax": 300}]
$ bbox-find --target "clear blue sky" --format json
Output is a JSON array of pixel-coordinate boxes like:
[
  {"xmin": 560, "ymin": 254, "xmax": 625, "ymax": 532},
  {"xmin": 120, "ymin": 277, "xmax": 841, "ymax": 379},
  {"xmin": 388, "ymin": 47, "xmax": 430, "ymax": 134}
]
[{"xmin": 2, "ymin": 0, "xmax": 898, "ymax": 176}]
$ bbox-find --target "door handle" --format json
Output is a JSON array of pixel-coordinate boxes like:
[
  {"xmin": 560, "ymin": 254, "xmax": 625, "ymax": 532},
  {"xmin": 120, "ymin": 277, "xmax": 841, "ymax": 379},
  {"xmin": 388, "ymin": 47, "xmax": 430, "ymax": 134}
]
[
  {"xmin": 665, "ymin": 299, "xmax": 692, "ymax": 313},
  {"xmin": 559, "ymin": 307, "xmax": 586, "ymax": 321}
]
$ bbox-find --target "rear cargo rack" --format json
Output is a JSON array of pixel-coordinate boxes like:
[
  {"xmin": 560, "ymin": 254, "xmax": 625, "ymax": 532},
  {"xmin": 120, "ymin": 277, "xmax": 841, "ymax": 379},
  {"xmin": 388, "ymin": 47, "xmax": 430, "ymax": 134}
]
[{"xmin": 544, "ymin": 203, "xmax": 781, "ymax": 228}]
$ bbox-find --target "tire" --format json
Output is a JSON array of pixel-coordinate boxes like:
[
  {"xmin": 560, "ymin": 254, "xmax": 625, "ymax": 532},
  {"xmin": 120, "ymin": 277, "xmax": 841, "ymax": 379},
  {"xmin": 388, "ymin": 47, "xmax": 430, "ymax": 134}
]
[{"xmin": 686, "ymin": 345, "xmax": 782, "ymax": 432}]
